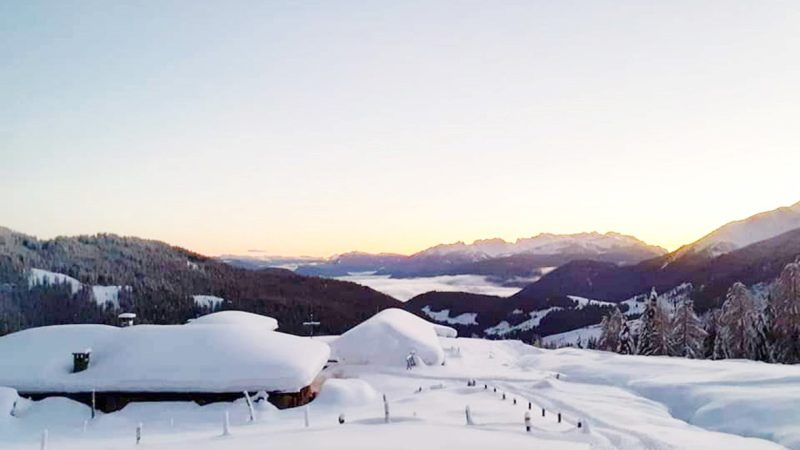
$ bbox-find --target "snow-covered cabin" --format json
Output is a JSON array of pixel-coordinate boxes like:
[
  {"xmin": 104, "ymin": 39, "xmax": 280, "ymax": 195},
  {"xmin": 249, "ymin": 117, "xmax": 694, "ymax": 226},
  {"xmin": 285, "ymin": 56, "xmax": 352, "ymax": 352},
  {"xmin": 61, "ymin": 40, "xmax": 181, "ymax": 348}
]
[{"xmin": 0, "ymin": 323, "xmax": 329, "ymax": 411}]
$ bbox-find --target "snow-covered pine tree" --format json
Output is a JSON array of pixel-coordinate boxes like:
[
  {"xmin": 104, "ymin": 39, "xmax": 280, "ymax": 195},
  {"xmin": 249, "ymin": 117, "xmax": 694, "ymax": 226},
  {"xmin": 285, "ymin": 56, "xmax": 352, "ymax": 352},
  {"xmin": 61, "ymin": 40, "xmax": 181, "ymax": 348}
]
[
  {"xmin": 618, "ymin": 319, "xmax": 635, "ymax": 355},
  {"xmin": 598, "ymin": 308, "xmax": 624, "ymax": 352},
  {"xmin": 636, "ymin": 288, "xmax": 670, "ymax": 356},
  {"xmin": 716, "ymin": 282, "xmax": 760, "ymax": 360},
  {"xmin": 769, "ymin": 261, "xmax": 800, "ymax": 363},
  {"xmin": 669, "ymin": 298, "xmax": 707, "ymax": 358}
]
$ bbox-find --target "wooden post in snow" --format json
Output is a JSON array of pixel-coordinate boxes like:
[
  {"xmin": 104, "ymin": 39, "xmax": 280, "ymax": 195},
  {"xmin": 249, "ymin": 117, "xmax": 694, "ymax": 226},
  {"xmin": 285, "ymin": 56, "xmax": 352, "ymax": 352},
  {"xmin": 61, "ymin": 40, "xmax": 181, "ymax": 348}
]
[
  {"xmin": 222, "ymin": 411, "xmax": 230, "ymax": 436},
  {"xmin": 136, "ymin": 423, "xmax": 142, "ymax": 445},
  {"xmin": 384, "ymin": 399, "xmax": 390, "ymax": 423},
  {"xmin": 243, "ymin": 391, "xmax": 255, "ymax": 422},
  {"xmin": 557, "ymin": 412, "xmax": 562, "ymax": 423},
  {"xmin": 524, "ymin": 411, "xmax": 531, "ymax": 432},
  {"xmin": 91, "ymin": 389, "xmax": 96, "ymax": 419},
  {"xmin": 465, "ymin": 405, "xmax": 474, "ymax": 426}
]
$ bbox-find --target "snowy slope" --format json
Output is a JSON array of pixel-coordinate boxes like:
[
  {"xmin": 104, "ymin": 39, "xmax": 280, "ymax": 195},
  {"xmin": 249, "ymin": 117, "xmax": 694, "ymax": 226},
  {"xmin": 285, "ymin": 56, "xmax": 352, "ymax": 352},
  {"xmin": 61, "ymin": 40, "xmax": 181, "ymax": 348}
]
[
  {"xmin": 682, "ymin": 201, "xmax": 800, "ymax": 257},
  {"xmin": 28, "ymin": 268, "xmax": 82, "ymax": 294},
  {"xmin": 28, "ymin": 268, "xmax": 126, "ymax": 308},
  {"xmin": 542, "ymin": 325, "xmax": 604, "ymax": 347},
  {"xmin": 421, "ymin": 306, "xmax": 478, "ymax": 325},
  {"xmin": 191, "ymin": 295, "xmax": 226, "ymax": 309}
]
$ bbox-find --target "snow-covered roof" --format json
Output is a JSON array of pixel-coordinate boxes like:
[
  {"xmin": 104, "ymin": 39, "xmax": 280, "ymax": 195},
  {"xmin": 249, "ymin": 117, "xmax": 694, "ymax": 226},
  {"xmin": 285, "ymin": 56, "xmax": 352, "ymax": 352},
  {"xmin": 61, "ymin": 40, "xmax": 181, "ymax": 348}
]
[
  {"xmin": 188, "ymin": 310, "xmax": 279, "ymax": 331},
  {"xmin": 0, "ymin": 324, "xmax": 328, "ymax": 394},
  {"xmin": 330, "ymin": 309, "xmax": 445, "ymax": 366}
]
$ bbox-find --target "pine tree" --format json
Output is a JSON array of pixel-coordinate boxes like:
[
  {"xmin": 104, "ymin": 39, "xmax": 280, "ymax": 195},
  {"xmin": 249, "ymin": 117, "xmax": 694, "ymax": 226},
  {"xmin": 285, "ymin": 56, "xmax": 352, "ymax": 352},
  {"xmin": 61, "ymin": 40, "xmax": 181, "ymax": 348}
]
[
  {"xmin": 669, "ymin": 298, "xmax": 707, "ymax": 358},
  {"xmin": 716, "ymin": 282, "xmax": 760, "ymax": 360},
  {"xmin": 769, "ymin": 261, "xmax": 800, "ymax": 363},
  {"xmin": 636, "ymin": 288, "xmax": 670, "ymax": 356},
  {"xmin": 598, "ymin": 308, "xmax": 624, "ymax": 352},
  {"xmin": 618, "ymin": 320, "xmax": 635, "ymax": 355}
]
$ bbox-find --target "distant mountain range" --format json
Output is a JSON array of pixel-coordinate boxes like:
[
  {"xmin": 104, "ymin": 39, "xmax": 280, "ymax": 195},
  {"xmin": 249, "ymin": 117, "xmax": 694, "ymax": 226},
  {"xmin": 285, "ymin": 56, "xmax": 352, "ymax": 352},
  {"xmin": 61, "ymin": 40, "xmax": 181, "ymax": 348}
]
[
  {"xmin": 403, "ymin": 200, "xmax": 800, "ymax": 340},
  {"xmin": 223, "ymin": 232, "xmax": 667, "ymax": 286}
]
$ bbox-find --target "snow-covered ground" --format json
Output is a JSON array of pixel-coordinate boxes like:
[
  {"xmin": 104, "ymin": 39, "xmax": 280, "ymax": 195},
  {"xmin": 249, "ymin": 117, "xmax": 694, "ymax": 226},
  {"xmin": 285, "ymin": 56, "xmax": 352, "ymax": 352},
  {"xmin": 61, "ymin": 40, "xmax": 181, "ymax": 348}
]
[
  {"xmin": 2, "ymin": 332, "xmax": 797, "ymax": 449},
  {"xmin": 334, "ymin": 273, "xmax": 519, "ymax": 301}
]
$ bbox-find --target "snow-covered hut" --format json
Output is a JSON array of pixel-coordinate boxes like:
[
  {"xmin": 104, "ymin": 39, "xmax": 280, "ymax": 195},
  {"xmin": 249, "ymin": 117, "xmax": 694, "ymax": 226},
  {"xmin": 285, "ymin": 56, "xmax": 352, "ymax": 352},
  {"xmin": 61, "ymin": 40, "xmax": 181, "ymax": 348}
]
[{"xmin": 0, "ymin": 323, "xmax": 329, "ymax": 411}]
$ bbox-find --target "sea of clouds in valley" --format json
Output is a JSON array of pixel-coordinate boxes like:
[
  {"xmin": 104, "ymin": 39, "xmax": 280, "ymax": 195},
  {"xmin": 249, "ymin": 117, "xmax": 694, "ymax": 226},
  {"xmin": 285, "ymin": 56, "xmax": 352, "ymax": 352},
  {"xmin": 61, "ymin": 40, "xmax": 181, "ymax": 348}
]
[{"xmin": 334, "ymin": 273, "xmax": 520, "ymax": 301}]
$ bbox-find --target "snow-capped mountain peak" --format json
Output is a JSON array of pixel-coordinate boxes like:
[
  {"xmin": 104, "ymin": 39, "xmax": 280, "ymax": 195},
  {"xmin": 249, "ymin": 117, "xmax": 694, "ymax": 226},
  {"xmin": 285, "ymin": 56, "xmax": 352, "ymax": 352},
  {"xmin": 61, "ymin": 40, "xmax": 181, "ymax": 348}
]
[
  {"xmin": 414, "ymin": 232, "xmax": 665, "ymax": 260},
  {"xmin": 682, "ymin": 200, "xmax": 800, "ymax": 258}
]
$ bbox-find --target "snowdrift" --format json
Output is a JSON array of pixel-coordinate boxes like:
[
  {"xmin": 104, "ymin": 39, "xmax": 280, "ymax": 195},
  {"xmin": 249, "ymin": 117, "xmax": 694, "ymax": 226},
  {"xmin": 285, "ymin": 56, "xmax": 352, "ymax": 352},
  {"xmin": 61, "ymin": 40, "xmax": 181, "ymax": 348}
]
[
  {"xmin": 432, "ymin": 323, "xmax": 457, "ymax": 338},
  {"xmin": 520, "ymin": 348, "xmax": 800, "ymax": 449},
  {"xmin": 0, "ymin": 324, "xmax": 328, "ymax": 393},
  {"xmin": 188, "ymin": 310, "xmax": 279, "ymax": 331},
  {"xmin": 331, "ymin": 309, "xmax": 445, "ymax": 367}
]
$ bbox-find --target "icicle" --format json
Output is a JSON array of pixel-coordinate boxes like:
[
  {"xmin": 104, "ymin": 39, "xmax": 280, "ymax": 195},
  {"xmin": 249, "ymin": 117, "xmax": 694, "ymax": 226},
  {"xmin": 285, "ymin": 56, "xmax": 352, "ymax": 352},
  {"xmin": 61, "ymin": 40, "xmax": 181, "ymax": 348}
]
[
  {"xmin": 40, "ymin": 429, "xmax": 48, "ymax": 450},
  {"xmin": 303, "ymin": 406, "xmax": 310, "ymax": 428}
]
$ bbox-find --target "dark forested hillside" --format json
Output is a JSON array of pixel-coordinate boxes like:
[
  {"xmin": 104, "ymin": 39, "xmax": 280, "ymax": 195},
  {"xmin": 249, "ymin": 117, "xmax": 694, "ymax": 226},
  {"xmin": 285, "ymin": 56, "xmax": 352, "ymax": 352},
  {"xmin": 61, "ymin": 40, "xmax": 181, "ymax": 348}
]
[
  {"xmin": 0, "ymin": 227, "xmax": 400, "ymax": 336},
  {"xmin": 403, "ymin": 290, "xmax": 614, "ymax": 341}
]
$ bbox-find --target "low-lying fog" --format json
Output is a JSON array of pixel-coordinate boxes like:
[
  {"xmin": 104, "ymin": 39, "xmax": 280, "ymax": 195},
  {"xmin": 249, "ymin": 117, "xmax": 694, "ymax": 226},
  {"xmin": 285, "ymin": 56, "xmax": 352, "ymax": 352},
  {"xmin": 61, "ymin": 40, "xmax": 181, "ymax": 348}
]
[{"xmin": 335, "ymin": 273, "xmax": 521, "ymax": 301}]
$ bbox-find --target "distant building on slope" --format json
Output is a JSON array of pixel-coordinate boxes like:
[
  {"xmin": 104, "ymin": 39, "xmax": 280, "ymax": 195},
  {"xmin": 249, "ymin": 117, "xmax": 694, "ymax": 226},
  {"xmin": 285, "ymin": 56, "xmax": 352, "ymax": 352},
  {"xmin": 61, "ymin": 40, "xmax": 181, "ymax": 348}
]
[{"xmin": 0, "ymin": 314, "xmax": 329, "ymax": 412}]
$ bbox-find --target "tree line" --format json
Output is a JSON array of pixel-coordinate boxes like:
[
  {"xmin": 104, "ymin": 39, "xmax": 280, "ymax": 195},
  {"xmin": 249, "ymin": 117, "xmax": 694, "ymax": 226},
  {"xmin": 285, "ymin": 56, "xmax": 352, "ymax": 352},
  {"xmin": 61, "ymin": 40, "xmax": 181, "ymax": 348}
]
[{"xmin": 593, "ymin": 260, "xmax": 800, "ymax": 364}]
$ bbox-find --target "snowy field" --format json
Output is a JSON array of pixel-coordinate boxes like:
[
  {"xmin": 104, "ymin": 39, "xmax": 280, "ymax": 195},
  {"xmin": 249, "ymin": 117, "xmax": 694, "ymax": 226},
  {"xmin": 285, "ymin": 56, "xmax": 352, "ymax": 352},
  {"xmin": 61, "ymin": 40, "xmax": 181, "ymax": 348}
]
[
  {"xmin": 334, "ymin": 273, "xmax": 520, "ymax": 301},
  {"xmin": 3, "ymin": 337, "xmax": 797, "ymax": 449}
]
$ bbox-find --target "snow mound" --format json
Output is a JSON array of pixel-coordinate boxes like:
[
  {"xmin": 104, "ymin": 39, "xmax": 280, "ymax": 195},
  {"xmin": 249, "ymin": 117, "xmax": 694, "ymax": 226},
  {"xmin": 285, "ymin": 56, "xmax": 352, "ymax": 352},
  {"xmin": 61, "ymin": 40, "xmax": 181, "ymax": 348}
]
[
  {"xmin": 0, "ymin": 387, "xmax": 19, "ymax": 420},
  {"xmin": 433, "ymin": 324, "xmax": 457, "ymax": 338},
  {"xmin": 189, "ymin": 310, "xmax": 278, "ymax": 331},
  {"xmin": 314, "ymin": 378, "xmax": 379, "ymax": 408},
  {"xmin": 330, "ymin": 309, "xmax": 445, "ymax": 367}
]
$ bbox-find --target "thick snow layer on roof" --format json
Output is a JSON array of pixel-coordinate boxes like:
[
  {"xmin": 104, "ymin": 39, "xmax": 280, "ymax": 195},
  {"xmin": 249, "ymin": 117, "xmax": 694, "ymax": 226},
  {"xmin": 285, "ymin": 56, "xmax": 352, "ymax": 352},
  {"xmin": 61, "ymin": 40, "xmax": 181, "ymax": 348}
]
[
  {"xmin": 0, "ymin": 324, "xmax": 327, "ymax": 393},
  {"xmin": 188, "ymin": 310, "xmax": 278, "ymax": 331},
  {"xmin": 330, "ymin": 309, "xmax": 445, "ymax": 367}
]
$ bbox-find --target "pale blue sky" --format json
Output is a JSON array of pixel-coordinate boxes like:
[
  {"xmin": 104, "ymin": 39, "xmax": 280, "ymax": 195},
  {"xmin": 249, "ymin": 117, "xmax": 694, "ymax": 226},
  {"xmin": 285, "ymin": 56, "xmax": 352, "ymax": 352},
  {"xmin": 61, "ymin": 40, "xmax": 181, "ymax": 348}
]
[{"xmin": 2, "ymin": 1, "xmax": 799, "ymax": 256}]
